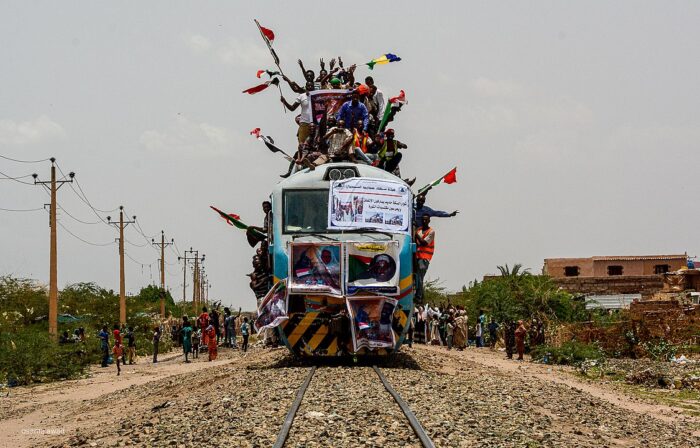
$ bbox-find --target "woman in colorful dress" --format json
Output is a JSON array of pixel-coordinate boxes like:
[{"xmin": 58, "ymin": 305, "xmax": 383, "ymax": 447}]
[{"xmin": 206, "ymin": 318, "xmax": 218, "ymax": 361}]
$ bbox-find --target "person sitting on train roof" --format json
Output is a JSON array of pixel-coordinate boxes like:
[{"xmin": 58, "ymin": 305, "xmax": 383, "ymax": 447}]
[
  {"xmin": 413, "ymin": 194, "xmax": 458, "ymax": 227},
  {"xmin": 336, "ymin": 90, "xmax": 369, "ymax": 132},
  {"xmin": 280, "ymin": 81, "xmax": 314, "ymax": 144},
  {"xmin": 323, "ymin": 119, "xmax": 355, "ymax": 164},
  {"xmin": 351, "ymin": 119, "xmax": 377, "ymax": 166},
  {"xmin": 376, "ymin": 128, "xmax": 406, "ymax": 175}
]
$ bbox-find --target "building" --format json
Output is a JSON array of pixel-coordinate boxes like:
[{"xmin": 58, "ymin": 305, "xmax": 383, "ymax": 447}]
[
  {"xmin": 543, "ymin": 254, "xmax": 688, "ymax": 303},
  {"xmin": 543, "ymin": 255, "xmax": 687, "ymax": 278}
]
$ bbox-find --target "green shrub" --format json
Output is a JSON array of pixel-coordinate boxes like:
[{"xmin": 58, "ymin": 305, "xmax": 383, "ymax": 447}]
[
  {"xmin": 531, "ymin": 341, "xmax": 605, "ymax": 366},
  {"xmin": 0, "ymin": 327, "xmax": 92, "ymax": 385}
]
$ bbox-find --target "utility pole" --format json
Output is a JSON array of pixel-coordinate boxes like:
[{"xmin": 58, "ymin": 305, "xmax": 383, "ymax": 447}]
[
  {"xmin": 107, "ymin": 207, "xmax": 135, "ymax": 325},
  {"xmin": 152, "ymin": 231, "xmax": 173, "ymax": 318},
  {"xmin": 33, "ymin": 158, "xmax": 74, "ymax": 338},
  {"xmin": 178, "ymin": 251, "xmax": 189, "ymax": 303}
]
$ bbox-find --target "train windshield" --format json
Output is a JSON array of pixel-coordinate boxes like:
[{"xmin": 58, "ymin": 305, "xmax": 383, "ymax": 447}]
[{"xmin": 283, "ymin": 189, "xmax": 329, "ymax": 233}]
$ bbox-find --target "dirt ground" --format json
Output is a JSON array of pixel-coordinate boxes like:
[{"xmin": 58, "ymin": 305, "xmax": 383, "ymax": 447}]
[{"xmin": 1, "ymin": 344, "xmax": 699, "ymax": 447}]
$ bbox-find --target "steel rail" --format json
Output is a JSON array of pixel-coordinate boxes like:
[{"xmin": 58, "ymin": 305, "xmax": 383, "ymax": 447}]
[
  {"xmin": 373, "ymin": 365, "xmax": 436, "ymax": 448},
  {"xmin": 273, "ymin": 366, "xmax": 316, "ymax": 448}
]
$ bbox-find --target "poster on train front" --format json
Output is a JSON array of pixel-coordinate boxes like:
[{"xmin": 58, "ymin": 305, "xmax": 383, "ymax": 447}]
[
  {"xmin": 254, "ymin": 280, "xmax": 288, "ymax": 333},
  {"xmin": 288, "ymin": 242, "xmax": 343, "ymax": 296},
  {"xmin": 346, "ymin": 296, "xmax": 398, "ymax": 351},
  {"xmin": 345, "ymin": 241, "xmax": 400, "ymax": 295},
  {"xmin": 328, "ymin": 178, "xmax": 411, "ymax": 234}
]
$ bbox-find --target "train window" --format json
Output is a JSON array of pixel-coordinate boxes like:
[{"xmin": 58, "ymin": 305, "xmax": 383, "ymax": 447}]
[{"xmin": 283, "ymin": 189, "xmax": 329, "ymax": 233}]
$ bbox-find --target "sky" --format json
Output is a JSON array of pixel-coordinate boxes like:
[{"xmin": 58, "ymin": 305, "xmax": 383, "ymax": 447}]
[{"xmin": 1, "ymin": 2, "xmax": 699, "ymax": 309}]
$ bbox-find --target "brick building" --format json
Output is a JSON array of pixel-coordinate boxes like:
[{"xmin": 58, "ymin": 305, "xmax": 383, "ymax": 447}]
[
  {"xmin": 543, "ymin": 255, "xmax": 687, "ymax": 278},
  {"xmin": 543, "ymin": 254, "xmax": 688, "ymax": 303}
]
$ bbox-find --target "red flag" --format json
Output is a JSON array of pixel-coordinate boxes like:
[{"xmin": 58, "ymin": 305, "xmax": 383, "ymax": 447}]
[
  {"xmin": 389, "ymin": 90, "xmax": 406, "ymax": 104},
  {"xmin": 256, "ymin": 70, "xmax": 265, "ymax": 78},
  {"xmin": 259, "ymin": 25, "xmax": 275, "ymax": 44},
  {"xmin": 250, "ymin": 128, "xmax": 262, "ymax": 138},
  {"xmin": 443, "ymin": 167, "xmax": 457, "ymax": 184},
  {"xmin": 242, "ymin": 78, "xmax": 279, "ymax": 95}
]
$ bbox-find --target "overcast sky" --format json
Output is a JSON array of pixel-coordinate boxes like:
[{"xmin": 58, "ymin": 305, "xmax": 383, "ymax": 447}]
[{"xmin": 1, "ymin": 2, "xmax": 699, "ymax": 309}]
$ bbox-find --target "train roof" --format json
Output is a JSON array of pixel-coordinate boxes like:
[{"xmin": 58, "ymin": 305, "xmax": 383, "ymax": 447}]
[{"xmin": 272, "ymin": 163, "xmax": 407, "ymax": 192}]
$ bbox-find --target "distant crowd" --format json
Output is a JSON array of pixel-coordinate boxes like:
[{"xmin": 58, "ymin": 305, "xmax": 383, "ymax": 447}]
[{"xmin": 407, "ymin": 306, "xmax": 546, "ymax": 361}]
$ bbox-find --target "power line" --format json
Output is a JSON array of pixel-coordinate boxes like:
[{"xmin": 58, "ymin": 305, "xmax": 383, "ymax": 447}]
[
  {"xmin": 56, "ymin": 219, "xmax": 115, "ymax": 247},
  {"xmin": 0, "ymin": 154, "xmax": 52, "ymax": 163},
  {"xmin": 125, "ymin": 252, "xmax": 151, "ymax": 266},
  {"xmin": 0, "ymin": 206, "xmax": 44, "ymax": 212},
  {"xmin": 0, "ymin": 173, "xmax": 34, "ymax": 180},
  {"xmin": 0, "ymin": 170, "xmax": 35, "ymax": 185}
]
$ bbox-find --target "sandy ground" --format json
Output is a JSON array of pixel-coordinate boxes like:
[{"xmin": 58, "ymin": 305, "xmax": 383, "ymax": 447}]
[{"xmin": 1, "ymin": 344, "xmax": 699, "ymax": 447}]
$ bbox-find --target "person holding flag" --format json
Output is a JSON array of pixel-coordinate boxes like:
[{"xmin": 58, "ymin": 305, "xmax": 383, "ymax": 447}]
[
  {"xmin": 413, "ymin": 193, "xmax": 459, "ymax": 227},
  {"xmin": 280, "ymin": 81, "xmax": 314, "ymax": 143}
]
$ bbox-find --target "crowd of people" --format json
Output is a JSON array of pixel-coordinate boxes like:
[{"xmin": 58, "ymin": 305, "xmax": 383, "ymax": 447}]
[
  {"xmin": 277, "ymin": 58, "xmax": 409, "ymax": 180},
  {"xmin": 407, "ymin": 306, "xmax": 547, "ymax": 361}
]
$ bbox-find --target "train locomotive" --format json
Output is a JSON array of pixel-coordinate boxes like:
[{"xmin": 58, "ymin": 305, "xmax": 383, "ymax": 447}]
[{"xmin": 266, "ymin": 163, "xmax": 414, "ymax": 357}]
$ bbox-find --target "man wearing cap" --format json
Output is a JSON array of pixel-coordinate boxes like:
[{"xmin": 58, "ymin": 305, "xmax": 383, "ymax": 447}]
[
  {"xmin": 377, "ymin": 128, "xmax": 407, "ymax": 175},
  {"xmin": 336, "ymin": 90, "xmax": 369, "ymax": 132}
]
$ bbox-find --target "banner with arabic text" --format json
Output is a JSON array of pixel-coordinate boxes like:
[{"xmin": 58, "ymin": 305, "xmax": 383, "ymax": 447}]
[
  {"xmin": 328, "ymin": 178, "xmax": 411, "ymax": 234},
  {"xmin": 309, "ymin": 89, "xmax": 351, "ymax": 125}
]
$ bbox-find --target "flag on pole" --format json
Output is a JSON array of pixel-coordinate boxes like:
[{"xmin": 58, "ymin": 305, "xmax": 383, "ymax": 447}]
[
  {"xmin": 210, "ymin": 205, "xmax": 266, "ymax": 236},
  {"xmin": 254, "ymin": 19, "xmax": 281, "ymax": 69},
  {"xmin": 257, "ymin": 69, "xmax": 281, "ymax": 78},
  {"xmin": 249, "ymin": 128, "xmax": 294, "ymax": 161},
  {"xmin": 242, "ymin": 77, "xmax": 280, "ymax": 94},
  {"xmin": 379, "ymin": 90, "xmax": 407, "ymax": 131},
  {"xmin": 366, "ymin": 53, "xmax": 401, "ymax": 70},
  {"xmin": 417, "ymin": 167, "xmax": 458, "ymax": 195}
]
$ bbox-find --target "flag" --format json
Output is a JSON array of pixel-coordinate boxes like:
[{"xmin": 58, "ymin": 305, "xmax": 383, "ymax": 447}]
[
  {"xmin": 417, "ymin": 167, "xmax": 458, "ymax": 195},
  {"xmin": 210, "ymin": 206, "xmax": 246, "ymax": 230},
  {"xmin": 257, "ymin": 69, "xmax": 281, "ymax": 78},
  {"xmin": 242, "ymin": 77, "xmax": 279, "ymax": 95},
  {"xmin": 358, "ymin": 321, "xmax": 371, "ymax": 330},
  {"xmin": 366, "ymin": 53, "xmax": 401, "ymax": 70},
  {"xmin": 249, "ymin": 128, "xmax": 293, "ymax": 160},
  {"xmin": 388, "ymin": 90, "xmax": 406, "ymax": 105},
  {"xmin": 379, "ymin": 90, "xmax": 407, "ymax": 131},
  {"xmin": 254, "ymin": 19, "xmax": 280, "ymax": 67}
]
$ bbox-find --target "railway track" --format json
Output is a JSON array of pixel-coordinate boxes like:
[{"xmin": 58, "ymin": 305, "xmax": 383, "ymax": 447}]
[{"xmin": 273, "ymin": 365, "xmax": 435, "ymax": 448}]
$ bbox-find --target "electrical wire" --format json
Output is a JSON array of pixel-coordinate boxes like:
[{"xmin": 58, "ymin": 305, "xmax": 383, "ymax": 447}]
[
  {"xmin": 0, "ymin": 206, "xmax": 44, "ymax": 212},
  {"xmin": 53, "ymin": 163, "xmax": 117, "ymax": 226},
  {"xmin": 0, "ymin": 173, "xmax": 34, "ymax": 180},
  {"xmin": 125, "ymin": 252, "xmax": 151, "ymax": 266},
  {"xmin": 0, "ymin": 170, "xmax": 35, "ymax": 185},
  {"xmin": 0, "ymin": 154, "xmax": 51, "ymax": 163},
  {"xmin": 56, "ymin": 220, "xmax": 115, "ymax": 247}
]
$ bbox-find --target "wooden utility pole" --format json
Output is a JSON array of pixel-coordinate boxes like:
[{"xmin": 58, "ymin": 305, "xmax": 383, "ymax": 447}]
[
  {"xmin": 193, "ymin": 253, "xmax": 199, "ymax": 305},
  {"xmin": 107, "ymin": 207, "xmax": 135, "ymax": 325},
  {"xmin": 33, "ymin": 158, "xmax": 74, "ymax": 338},
  {"xmin": 152, "ymin": 231, "xmax": 173, "ymax": 318}
]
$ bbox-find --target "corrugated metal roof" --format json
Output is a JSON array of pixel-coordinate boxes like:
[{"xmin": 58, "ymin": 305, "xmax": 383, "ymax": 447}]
[
  {"xmin": 585, "ymin": 294, "xmax": 641, "ymax": 310},
  {"xmin": 591, "ymin": 255, "xmax": 686, "ymax": 262}
]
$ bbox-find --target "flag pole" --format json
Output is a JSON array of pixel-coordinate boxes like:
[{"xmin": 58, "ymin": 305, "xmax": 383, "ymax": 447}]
[{"xmin": 254, "ymin": 19, "xmax": 285, "ymax": 77}]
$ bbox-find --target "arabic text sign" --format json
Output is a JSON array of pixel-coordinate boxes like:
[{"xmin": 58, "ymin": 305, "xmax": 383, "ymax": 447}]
[{"xmin": 328, "ymin": 178, "xmax": 411, "ymax": 234}]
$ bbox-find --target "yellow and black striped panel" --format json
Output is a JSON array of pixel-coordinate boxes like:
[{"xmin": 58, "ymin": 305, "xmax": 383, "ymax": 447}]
[
  {"xmin": 280, "ymin": 312, "xmax": 340, "ymax": 356},
  {"xmin": 281, "ymin": 307, "xmax": 412, "ymax": 356}
]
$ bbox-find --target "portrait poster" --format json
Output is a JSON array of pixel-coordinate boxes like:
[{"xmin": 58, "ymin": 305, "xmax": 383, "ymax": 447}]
[
  {"xmin": 346, "ymin": 296, "xmax": 398, "ymax": 351},
  {"xmin": 289, "ymin": 242, "xmax": 343, "ymax": 295},
  {"xmin": 346, "ymin": 241, "xmax": 400, "ymax": 295},
  {"xmin": 254, "ymin": 280, "xmax": 288, "ymax": 333},
  {"xmin": 309, "ymin": 89, "xmax": 351, "ymax": 125},
  {"xmin": 328, "ymin": 178, "xmax": 411, "ymax": 234}
]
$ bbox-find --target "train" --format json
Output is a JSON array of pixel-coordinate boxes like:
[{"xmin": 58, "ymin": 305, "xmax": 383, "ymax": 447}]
[{"xmin": 267, "ymin": 162, "xmax": 414, "ymax": 357}]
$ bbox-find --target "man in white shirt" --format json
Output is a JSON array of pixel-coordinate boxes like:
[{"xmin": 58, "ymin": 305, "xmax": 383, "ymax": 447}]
[
  {"xmin": 281, "ymin": 81, "xmax": 314, "ymax": 143},
  {"xmin": 365, "ymin": 76, "xmax": 386, "ymax": 133}
]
